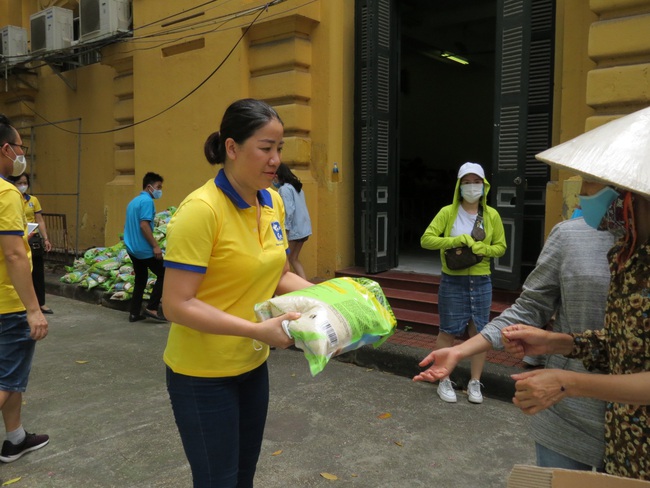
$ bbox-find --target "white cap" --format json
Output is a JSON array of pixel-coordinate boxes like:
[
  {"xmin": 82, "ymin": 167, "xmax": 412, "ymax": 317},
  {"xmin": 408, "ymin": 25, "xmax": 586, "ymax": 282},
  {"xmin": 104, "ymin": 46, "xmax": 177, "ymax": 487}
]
[
  {"xmin": 536, "ymin": 106, "xmax": 650, "ymax": 197},
  {"xmin": 458, "ymin": 162, "xmax": 485, "ymax": 180}
]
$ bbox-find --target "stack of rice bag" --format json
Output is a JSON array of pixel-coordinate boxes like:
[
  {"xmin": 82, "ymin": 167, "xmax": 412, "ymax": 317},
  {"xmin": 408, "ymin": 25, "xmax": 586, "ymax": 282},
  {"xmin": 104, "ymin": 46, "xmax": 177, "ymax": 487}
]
[{"xmin": 59, "ymin": 207, "xmax": 176, "ymax": 300}]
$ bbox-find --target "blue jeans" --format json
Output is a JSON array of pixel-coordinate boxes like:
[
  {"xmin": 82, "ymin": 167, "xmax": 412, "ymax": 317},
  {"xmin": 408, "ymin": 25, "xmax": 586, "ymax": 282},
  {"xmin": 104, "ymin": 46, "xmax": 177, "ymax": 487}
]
[
  {"xmin": 535, "ymin": 442, "xmax": 597, "ymax": 471},
  {"xmin": 166, "ymin": 363, "xmax": 269, "ymax": 488},
  {"xmin": 0, "ymin": 312, "xmax": 36, "ymax": 392}
]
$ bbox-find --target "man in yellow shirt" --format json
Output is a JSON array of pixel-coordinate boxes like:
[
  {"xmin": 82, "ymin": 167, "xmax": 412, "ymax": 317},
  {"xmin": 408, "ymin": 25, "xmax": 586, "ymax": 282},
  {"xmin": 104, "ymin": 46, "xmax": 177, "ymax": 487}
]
[{"xmin": 0, "ymin": 115, "xmax": 49, "ymax": 463}]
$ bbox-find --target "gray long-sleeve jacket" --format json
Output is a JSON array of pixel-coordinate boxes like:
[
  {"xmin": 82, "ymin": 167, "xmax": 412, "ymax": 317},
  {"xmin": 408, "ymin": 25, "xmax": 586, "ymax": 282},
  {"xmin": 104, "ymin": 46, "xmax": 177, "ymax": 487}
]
[{"xmin": 481, "ymin": 217, "xmax": 614, "ymax": 468}]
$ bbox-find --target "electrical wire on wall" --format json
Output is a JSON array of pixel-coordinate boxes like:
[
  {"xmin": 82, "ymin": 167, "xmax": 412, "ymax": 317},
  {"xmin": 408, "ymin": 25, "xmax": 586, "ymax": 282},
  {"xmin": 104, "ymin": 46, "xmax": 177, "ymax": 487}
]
[{"xmin": 2, "ymin": 0, "xmax": 316, "ymax": 135}]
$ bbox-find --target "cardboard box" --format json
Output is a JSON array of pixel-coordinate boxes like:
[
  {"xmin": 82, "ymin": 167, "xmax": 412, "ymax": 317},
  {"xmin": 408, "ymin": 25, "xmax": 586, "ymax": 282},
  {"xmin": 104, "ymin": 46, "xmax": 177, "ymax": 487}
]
[{"xmin": 507, "ymin": 465, "xmax": 650, "ymax": 488}]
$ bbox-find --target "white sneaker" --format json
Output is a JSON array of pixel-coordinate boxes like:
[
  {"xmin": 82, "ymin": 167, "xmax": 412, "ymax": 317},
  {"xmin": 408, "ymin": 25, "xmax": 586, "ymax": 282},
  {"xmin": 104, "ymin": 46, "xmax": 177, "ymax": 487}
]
[
  {"xmin": 437, "ymin": 379, "xmax": 457, "ymax": 403},
  {"xmin": 467, "ymin": 379, "xmax": 484, "ymax": 404}
]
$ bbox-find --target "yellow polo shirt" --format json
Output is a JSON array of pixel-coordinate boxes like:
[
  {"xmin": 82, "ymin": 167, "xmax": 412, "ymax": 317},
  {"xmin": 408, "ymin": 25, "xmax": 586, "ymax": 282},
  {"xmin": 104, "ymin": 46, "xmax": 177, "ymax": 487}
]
[
  {"xmin": 0, "ymin": 177, "xmax": 31, "ymax": 314},
  {"xmin": 163, "ymin": 170, "xmax": 288, "ymax": 377},
  {"xmin": 21, "ymin": 193, "xmax": 42, "ymax": 224}
]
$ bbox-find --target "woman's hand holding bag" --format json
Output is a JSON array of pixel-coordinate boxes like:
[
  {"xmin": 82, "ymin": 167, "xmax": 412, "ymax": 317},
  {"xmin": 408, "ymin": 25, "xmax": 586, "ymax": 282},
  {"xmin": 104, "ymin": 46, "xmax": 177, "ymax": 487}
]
[{"xmin": 443, "ymin": 208, "xmax": 485, "ymax": 270}]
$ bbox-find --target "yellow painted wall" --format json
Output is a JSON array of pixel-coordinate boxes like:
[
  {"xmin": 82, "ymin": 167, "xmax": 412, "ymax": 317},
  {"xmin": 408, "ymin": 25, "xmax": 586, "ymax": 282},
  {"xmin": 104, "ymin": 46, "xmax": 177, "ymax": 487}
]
[
  {"xmin": 548, "ymin": 0, "xmax": 650, "ymax": 232},
  {"xmin": 0, "ymin": 0, "xmax": 354, "ymax": 280},
  {"xmin": 6, "ymin": 0, "xmax": 649, "ymax": 278}
]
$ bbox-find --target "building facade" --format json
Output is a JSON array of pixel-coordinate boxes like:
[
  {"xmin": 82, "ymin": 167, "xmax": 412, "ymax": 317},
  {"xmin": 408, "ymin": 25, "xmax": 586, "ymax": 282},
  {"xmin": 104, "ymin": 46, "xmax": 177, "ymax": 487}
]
[{"xmin": 0, "ymin": 0, "xmax": 648, "ymax": 287}]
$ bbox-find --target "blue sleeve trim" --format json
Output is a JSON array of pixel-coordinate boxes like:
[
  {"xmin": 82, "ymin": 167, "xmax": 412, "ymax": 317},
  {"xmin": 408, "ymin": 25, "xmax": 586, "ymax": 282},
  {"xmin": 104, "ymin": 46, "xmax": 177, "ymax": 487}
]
[
  {"xmin": 0, "ymin": 230, "xmax": 25, "ymax": 236},
  {"xmin": 164, "ymin": 260, "xmax": 207, "ymax": 274}
]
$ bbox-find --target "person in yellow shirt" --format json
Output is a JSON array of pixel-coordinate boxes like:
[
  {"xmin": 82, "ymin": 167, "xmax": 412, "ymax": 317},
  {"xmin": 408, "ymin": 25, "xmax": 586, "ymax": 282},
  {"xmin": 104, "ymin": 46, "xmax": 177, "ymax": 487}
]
[
  {"xmin": 162, "ymin": 99, "xmax": 312, "ymax": 487},
  {"xmin": 9, "ymin": 173, "xmax": 53, "ymax": 314},
  {"xmin": 0, "ymin": 115, "xmax": 49, "ymax": 463}
]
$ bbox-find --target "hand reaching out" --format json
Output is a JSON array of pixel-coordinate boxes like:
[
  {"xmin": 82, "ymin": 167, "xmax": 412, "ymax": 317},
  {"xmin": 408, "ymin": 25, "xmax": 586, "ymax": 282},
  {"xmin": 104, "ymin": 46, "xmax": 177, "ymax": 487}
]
[{"xmin": 412, "ymin": 347, "xmax": 461, "ymax": 383}]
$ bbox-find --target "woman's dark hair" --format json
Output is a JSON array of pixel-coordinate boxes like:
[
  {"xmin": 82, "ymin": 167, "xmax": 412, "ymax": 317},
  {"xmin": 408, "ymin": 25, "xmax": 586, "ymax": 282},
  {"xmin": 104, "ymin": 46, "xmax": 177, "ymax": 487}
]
[
  {"xmin": 276, "ymin": 163, "xmax": 302, "ymax": 193},
  {"xmin": 0, "ymin": 114, "xmax": 16, "ymax": 147},
  {"xmin": 8, "ymin": 172, "xmax": 29, "ymax": 186},
  {"xmin": 204, "ymin": 98, "xmax": 283, "ymax": 165}
]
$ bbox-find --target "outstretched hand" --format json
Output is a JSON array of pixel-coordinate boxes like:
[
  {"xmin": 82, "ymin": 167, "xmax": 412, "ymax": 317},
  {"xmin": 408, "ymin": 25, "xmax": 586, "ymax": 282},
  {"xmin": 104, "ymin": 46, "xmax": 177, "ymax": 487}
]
[
  {"xmin": 412, "ymin": 347, "xmax": 461, "ymax": 383},
  {"xmin": 511, "ymin": 369, "xmax": 568, "ymax": 415}
]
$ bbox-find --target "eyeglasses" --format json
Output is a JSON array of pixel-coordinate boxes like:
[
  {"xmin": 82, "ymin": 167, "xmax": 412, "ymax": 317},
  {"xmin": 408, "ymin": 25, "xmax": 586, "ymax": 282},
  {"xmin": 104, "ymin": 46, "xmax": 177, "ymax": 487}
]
[{"xmin": 5, "ymin": 142, "xmax": 29, "ymax": 155}]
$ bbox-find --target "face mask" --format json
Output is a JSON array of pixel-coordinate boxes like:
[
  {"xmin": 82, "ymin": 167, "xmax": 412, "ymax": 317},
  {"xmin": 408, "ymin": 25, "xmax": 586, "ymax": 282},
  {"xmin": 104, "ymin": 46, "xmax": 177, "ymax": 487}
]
[
  {"xmin": 272, "ymin": 180, "xmax": 282, "ymax": 189},
  {"xmin": 578, "ymin": 186, "xmax": 619, "ymax": 230},
  {"xmin": 7, "ymin": 146, "xmax": 26, "ymax": 177},
  {"xmin": 17, "ymin": 184, "xmax": 28, "ymax": 194},
  {"xmin": 461, "ymin": 183, "xmax": 483, "ymax": 204},
  {"xmin": 147, "ymin": 184, "xmax": 162, "ymax": 200}
]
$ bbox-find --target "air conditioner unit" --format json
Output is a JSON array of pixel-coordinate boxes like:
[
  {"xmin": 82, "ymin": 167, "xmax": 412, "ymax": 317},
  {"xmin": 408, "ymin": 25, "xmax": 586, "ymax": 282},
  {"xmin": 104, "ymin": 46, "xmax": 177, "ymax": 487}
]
[
  {"xmin": 0, "ymin": 26, "xmax": 28, "ymax": 65},
  {"xmin": 79, "ymin": 0, "xmax": 132, "ymax": 43},
  {"xmin": 30, "ymin": 6, "xmax": 74, "ymax": 54}
]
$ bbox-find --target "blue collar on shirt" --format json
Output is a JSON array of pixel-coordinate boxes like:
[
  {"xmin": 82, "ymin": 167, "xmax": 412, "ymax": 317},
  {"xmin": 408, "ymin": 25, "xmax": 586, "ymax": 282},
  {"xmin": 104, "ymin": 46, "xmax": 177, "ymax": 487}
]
[
  {"xmin": 214, "ymin": 169, "xmax": 273, "ymax": 209},
  {"xmin": 22, "ymin": 193, "xmax": 31, "ymax": 202}
]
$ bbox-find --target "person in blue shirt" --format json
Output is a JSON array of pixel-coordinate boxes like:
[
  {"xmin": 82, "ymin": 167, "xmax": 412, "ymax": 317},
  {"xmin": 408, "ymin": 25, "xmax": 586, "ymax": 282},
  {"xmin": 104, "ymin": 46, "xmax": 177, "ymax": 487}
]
[
  {"xmin": 123, "ymin": 172, "xmax": 166, "ymax": 322},
  {"xmin": 274, "ymin": 163, "xmax": 312, "ymax": 280}
]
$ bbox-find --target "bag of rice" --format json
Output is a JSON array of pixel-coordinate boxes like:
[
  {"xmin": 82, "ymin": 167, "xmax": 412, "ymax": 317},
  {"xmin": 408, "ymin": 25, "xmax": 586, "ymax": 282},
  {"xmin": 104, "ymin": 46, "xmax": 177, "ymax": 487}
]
[{"xmin": 255, "ymin": 277, "xmax": 396, "ymax": 376}]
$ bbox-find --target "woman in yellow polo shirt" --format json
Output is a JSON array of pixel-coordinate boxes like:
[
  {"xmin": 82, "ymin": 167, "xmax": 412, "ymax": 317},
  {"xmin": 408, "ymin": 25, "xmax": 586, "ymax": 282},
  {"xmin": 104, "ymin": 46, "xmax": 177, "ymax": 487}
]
[
  {"xmin": 162, "ymin": 99, "xmax": 312, "ymax": 488},
  {"xmin": 9, "ymin": 173, "xmax": 53, "ymax": 314}
]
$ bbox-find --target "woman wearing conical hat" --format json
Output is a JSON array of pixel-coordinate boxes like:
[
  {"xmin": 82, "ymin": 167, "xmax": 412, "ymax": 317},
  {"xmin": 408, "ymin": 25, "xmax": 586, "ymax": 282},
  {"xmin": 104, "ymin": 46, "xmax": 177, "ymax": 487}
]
[{"xmin": 501, "ymin": 107, "xmax": 650, "ymax": 480}]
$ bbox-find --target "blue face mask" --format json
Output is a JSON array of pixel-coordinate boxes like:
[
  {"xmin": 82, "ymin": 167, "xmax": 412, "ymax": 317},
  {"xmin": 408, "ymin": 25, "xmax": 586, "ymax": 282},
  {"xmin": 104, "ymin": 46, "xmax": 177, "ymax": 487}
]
[
  {"xmin": 272, "ymin": 180, "xmax": 282, "ymax": 189},
  {"xmin": 578, "ymin": 186, "xmax": 620, "ymax": 229},
  {"xmin": 147, "ymin": 184, "xmax": 162, "ymax": 200}
]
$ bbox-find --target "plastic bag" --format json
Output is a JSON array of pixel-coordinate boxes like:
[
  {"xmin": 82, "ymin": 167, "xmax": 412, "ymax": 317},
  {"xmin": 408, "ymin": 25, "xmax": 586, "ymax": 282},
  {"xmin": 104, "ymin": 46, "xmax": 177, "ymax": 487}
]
[
  {"xmin": 255, "ymin": 277, "xmax": 396, "ymax": 375},
  {"xmin": 60, "ymin": 271, "xmax": 87, "ymax": 284}
]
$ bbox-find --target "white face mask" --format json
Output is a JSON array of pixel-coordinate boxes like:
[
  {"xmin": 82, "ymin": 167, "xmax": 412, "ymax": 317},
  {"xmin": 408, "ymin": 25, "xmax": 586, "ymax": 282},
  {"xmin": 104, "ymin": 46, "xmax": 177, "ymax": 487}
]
[
  {"xmin": 17, "ymin": 184, "xmax": 28, "ymax": 194},
  {"xmin": 461, "ymin": 183, "xmax": 483, "ymax": 203},
  {"xmin": 7, "ymin": 145, "xmax": 26, "ymax": 177}
]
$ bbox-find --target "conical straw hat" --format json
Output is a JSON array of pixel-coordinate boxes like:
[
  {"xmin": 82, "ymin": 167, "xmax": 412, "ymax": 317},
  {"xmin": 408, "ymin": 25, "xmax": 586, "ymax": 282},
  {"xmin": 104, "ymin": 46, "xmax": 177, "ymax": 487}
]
[{"xmin": 535, "ymin": 106, "xmax": 650, "ymax": 197}]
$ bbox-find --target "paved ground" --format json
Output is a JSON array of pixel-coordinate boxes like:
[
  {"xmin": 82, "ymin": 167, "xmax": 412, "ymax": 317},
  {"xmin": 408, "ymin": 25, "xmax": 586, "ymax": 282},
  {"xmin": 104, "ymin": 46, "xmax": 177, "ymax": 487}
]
[
  {"xmin": 0, "ymin": 294, "xmax": 535, "ymax": 487},
  {"xmin": 44, "ymin": 270, "xmax": 525, "ymax": 404}
]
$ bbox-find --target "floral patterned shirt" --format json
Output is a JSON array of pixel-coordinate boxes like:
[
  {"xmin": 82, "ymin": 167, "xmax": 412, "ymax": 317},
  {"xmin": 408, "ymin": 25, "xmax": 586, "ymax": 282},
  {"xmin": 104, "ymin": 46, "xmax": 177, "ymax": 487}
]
[{"xmin": 569, "ymin": 241, "xmax": 650, "ymax": 480}]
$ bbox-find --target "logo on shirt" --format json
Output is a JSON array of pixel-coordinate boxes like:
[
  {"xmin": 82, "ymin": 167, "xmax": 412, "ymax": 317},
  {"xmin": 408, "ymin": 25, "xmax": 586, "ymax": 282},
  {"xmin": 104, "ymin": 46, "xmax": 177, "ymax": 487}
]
[{"xmin": 271, "ymin": 221, "xmax": 283, "ymax": 241}]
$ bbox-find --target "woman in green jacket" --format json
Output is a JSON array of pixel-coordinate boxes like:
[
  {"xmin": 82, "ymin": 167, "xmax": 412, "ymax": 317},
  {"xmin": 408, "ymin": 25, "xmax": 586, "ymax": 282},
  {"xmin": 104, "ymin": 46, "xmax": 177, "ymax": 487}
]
[{"xmin": 420, "ymin": 162, "xmax": 506, "ymax": 404}]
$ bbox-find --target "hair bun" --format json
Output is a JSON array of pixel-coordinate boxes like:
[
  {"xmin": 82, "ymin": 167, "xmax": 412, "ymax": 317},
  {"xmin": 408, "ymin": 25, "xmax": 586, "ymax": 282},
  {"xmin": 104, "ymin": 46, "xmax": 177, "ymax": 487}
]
[{"xmin": 204, "ymin": 131, "xmax": 222, "ymax": 165}]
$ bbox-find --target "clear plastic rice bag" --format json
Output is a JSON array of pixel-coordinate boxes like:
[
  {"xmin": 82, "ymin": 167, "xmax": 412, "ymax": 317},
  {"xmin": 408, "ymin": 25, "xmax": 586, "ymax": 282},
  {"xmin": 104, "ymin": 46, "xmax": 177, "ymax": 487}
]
[{"xmin": 255, "ymin": 277, "xmax": 396, "ymax": 376}]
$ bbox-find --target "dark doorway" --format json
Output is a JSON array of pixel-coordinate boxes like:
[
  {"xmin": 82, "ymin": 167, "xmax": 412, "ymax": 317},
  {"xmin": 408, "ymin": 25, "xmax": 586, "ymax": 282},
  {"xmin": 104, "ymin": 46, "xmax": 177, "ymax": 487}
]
[
  {"xmin": 354, "ymin": 0, "xmax": 552, "ymax": 284},
  {"xmin": 397, "ymin": 0, "xmax": 497, "ymax": 271}
]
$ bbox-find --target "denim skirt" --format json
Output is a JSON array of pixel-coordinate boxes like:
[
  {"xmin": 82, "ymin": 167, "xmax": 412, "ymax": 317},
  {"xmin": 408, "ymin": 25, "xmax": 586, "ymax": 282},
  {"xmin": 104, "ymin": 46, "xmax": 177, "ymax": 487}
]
[{"xmin": 438, "ymin": 273, "xmax": 492, "ymax": 337}]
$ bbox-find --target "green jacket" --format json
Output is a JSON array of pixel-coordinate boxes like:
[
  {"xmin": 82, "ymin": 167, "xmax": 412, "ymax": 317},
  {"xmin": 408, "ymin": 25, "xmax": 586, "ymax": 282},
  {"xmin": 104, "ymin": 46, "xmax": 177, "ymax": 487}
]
[{"xmin": 420, "ymin": 176, "xmax": 506, "ymax": 275}]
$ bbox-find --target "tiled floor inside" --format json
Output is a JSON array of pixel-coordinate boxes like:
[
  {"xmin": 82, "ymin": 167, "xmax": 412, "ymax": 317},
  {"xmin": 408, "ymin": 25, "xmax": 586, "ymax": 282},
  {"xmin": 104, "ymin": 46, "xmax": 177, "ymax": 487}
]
[
  {"xmin": 394, "ymin": 247, "xmax": 441, "ymax": 275},
  {"xmin": 389, "ymin": 249, "xmax": 527, "ymax": 370}
]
